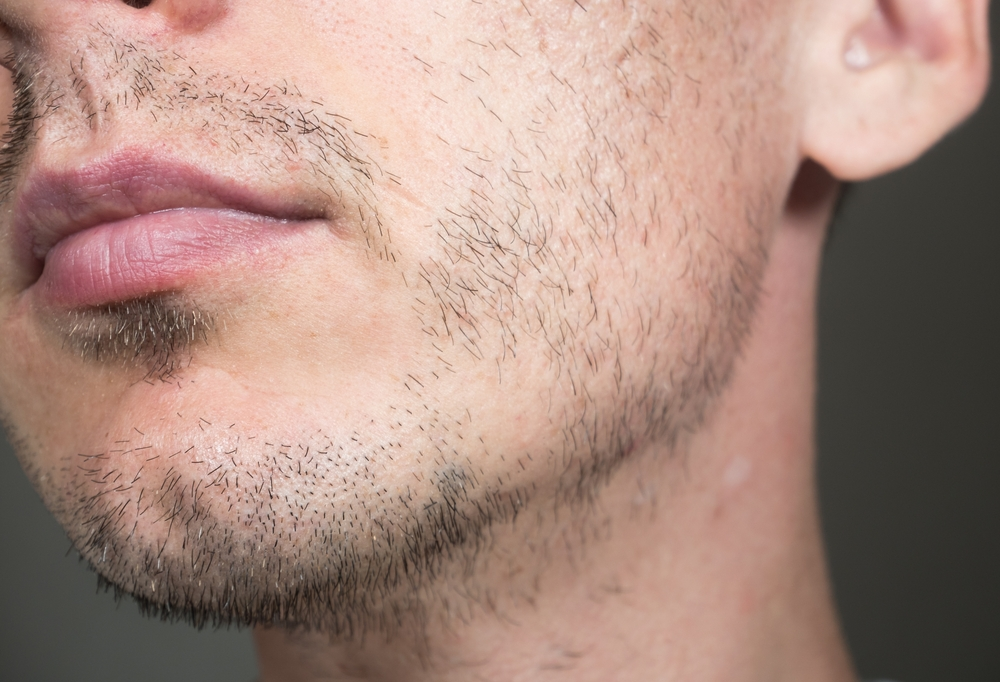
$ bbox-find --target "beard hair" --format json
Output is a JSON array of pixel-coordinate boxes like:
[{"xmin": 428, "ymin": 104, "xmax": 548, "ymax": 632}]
[
  {"xmin": 0, "ymin": 11, "xmax": 772, "ymax": 643},
  {"xmin": 40, "ymin": 443, "xmax": 528, "ymax": 639},
  {"xmin": 45, "ymin": 296, "xmax": 216, "ymax": 382}
]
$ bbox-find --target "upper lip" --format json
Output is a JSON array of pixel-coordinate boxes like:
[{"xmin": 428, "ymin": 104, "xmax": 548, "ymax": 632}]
[{"xmin": 12, "ymin": 150, "xmax": 328, "ymax": 280}]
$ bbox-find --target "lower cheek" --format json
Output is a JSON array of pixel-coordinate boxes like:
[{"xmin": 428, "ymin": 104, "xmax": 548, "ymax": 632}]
[{"xmin": 0, "ymin": 320, "xmax": 101, "ymax": 452}]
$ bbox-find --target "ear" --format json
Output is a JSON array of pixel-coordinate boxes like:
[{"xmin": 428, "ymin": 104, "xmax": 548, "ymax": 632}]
[{"xmin": 800, "ymin": 0, "xmax": 991, "ymax": 181}]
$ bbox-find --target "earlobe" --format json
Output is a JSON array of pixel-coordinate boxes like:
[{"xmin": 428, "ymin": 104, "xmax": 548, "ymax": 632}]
[{"xmin": 800, "ymin": 0, "xmax": 990, "ymax": 181}]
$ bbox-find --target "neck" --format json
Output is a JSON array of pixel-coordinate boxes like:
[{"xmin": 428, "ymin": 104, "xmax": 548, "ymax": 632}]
[{"xmin": 254, "ymin": 176, "xmax": 855, "ymax": 682}]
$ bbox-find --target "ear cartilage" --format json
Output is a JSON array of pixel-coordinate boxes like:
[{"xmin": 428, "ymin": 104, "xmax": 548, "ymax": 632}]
[{"xmin": 844, "ymin": 35, "xmax": 873, "ymax": 70}]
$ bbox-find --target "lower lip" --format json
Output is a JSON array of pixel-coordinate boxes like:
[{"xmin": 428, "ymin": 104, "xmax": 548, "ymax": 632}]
[{"xmin": 35, "ymin": 208, "xmax": 315, "ymax": 308}]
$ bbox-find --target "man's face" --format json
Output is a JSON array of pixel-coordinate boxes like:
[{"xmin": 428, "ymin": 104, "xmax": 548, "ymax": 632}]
[{"xmin": 0, "ymin": 0, "xmax": 799, "ymax": 633}]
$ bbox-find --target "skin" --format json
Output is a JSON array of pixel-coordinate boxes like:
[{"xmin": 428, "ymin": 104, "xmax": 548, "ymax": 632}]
[{"xmin": 0, "ymin": 0, "xmax": 989, "ymax": 680}]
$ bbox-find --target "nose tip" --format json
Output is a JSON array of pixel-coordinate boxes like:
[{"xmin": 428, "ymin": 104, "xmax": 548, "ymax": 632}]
[
  {"xmin": 177, "ymin": 0, "xmax": 229, "ymax": 32},
  {"xmin": 139, "ymin": 0, "xmax": 228, "ymax": 32},
  {"xmin": 0, "ymin": 0, "xmax": 227, "ymax": 38}
]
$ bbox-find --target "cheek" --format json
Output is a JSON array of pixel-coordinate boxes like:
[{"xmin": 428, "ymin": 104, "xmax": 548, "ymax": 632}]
[{"xmin": 0, "ymin": 307, "xmax": 131, "ymax": 471}]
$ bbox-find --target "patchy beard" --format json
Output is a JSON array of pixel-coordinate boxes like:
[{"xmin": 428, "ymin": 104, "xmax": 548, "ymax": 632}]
[{"xmin": 0, "ymin": 7, "xmax": 772, "ymax": 644}]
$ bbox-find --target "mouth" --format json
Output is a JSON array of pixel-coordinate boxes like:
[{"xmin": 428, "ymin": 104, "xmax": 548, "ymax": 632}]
[{"xmin": 14, "ymin": 150, "xmax": 330, "ymax": 308}]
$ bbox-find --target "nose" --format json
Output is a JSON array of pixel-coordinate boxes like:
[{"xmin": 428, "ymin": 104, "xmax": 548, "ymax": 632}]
[{"xmin": 0, "ymin": 0, "xmax": 227, "ymax": 40}]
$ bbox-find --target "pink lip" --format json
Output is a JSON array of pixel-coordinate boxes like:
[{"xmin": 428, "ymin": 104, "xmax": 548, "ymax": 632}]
[{"xmin": 13, "ymin": 152, "xmax": 328, "ymax": 308}]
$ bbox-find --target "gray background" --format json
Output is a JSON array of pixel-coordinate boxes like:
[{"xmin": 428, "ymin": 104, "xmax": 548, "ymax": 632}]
[
  {"xmin": 816, "ymin": 20, "xmax": 1000, "ymax": 682},
  {"xmin": 2, "ymin": 13, "xmax": 998, "ymax": 682}
]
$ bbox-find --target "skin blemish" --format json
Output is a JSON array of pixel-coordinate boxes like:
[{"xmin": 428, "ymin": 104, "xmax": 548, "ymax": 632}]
[{"xmin": 722, "ymin": 456, "xmax": 752, "ymax": 490}]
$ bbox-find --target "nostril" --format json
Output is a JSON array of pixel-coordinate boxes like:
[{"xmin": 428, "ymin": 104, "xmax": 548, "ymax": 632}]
[{"xmin": 121, "ymin": 0, "xmax": 154, "ymax": 8}]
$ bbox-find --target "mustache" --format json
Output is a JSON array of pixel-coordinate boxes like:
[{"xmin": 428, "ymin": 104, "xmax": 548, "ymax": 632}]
[
  {"xmin": 0, "ymin": 35, "xmax": 387, "ymax": 238},
  {"xmin": 0, "ymin": 54, "xmax": 41, "ymax": 206}
]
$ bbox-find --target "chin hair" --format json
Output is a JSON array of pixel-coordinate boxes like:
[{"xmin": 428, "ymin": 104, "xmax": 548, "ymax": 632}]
[
  {"xmin": 62, "ymin": 458, "xmax": 531, "ymax": 642},
  {"xmin": 50, "ymin": 296, "xmax": 216, "ymax": 381}
]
